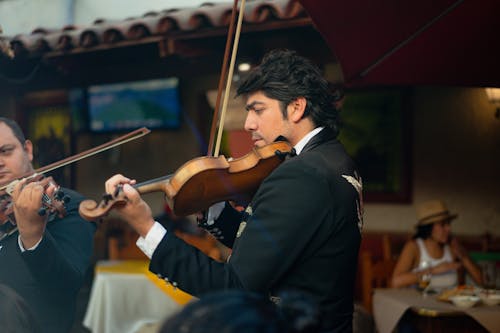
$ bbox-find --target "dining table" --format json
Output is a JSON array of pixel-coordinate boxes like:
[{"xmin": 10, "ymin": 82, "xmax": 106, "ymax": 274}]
[
  {"xmin": 83, "ymin": 260, "xmax": 193, "ymax": 333},
  {"xmin": 373, "ymin": 288, "xmax": 500, "ymax": 333}
]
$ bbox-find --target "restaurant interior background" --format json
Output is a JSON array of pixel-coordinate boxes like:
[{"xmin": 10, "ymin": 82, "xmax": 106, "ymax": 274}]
[{"xmin": 1, "ymin": 1, "xmax": 499, "ymax": 332}]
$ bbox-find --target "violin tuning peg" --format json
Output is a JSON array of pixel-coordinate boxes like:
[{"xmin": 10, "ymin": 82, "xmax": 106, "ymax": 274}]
[
  {"xmin": 38, "ymin": 207, "xmax": 47, "ymax": 216},
  {"xmin": 102, "ymin": 193, "xmax": 113, "ymax": 205},
  {"xmin": 113, "ymin": 185, "xmax": 123, "ymax": 198}
]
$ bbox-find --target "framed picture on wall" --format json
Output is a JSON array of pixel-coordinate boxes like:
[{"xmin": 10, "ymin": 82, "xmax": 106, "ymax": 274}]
[
  {"xmin": 28, "ymin": 106, "xmax": 72, "ymax": 188},
  {"xmin": 21, "ymin": 90, "xmax": 74, "ymax": 188},
  {"xmin": 338, "ymin": 89, "xmax": 412, "ymax": 202}
]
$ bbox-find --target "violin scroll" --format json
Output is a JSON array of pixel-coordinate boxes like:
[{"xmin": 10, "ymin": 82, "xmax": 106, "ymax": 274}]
[{"xmin": 78, "ymin": 191, "xmax": 129, "ymax": 222}]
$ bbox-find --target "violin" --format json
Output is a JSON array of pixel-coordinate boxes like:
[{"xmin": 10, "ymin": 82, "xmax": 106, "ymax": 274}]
[
  {"xmin": 0, "ymin": 174, "xmax": 68, "ymax": 241},
  {"xmin": 0, "ymin": 127, "xmax": 150, "ymax": 242},
  {"xmin": 78, "ymin": 140, "xmax": 292, "ymax": 263},
  {"xmin": 78, "ymin": 140, "xmax": 293, "ymax": 221}
]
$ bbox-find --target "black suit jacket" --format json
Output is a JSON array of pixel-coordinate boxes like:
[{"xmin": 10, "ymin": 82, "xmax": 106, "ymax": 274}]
[
  {"xmin": 150, "ymin": 128, "xmax": 362, "ymax": 332},
  {"xmin": 0, "ymin": 188, "xmax": 96, "ymax": 333}
]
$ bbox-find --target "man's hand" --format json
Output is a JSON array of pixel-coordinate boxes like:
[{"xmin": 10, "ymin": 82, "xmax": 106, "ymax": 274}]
[
  {"xmin": 105, "ymin": 174, "xmax": 155, "ymax": 237},
  {"xmin": 11, "ymin": 179, "xmax": 48, "ymax": 249}
]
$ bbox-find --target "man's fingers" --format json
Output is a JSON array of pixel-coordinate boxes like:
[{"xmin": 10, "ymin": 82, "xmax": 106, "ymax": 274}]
[
  {"xmin": 11, "ymin": 178, "xmax": 28, "ymax": 199},
  {"xmin": 29, "ymin": 182, "xmax": 44, "ymax": 202},
  {"xmin": 13, "ymin": 180, "xmax": 44, "ymax": 203},
  {"xmin": 122, "ymin": 184, "xmax": 140, "ymax": 203},
  {"xmin": 104, "ymin": 174, "xmax": 136, "ymax": 196}
]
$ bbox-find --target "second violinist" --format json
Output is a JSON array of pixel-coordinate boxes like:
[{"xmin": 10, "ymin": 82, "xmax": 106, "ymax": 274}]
[
  {"xmin": 104, "ymin": 49, "xmax": 363, "ymax": 333},
  {"xmin": 0, "ymin": 117, "xmax": 96, "ymax": 333}
]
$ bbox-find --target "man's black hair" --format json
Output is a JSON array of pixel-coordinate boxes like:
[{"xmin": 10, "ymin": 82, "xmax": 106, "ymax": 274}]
[
  {"xmin": 0, "ymin": 117, "xmax": 27, "ymax": 144},
  {"xmin": 237, "ymin": 49, "xmax": 339, "ymax": 137}
]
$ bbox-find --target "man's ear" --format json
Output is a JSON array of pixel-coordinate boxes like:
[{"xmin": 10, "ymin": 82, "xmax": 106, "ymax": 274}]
[
  {"xmin": 23, "ymin": 140, "xmax": 34, "ymax": 162},
  {"xmin": 288, "ymin": 97, "xmax": 307, "ymax": 123}
]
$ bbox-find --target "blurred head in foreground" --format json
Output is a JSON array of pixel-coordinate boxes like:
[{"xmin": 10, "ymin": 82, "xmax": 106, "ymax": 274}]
[{"xmin": 160, "ymin": 289, "xmax": 321, "ymax": 333}]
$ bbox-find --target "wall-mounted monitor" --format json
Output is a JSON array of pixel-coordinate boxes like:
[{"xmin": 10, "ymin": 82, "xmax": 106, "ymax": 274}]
[{"xmin": 87, "ymin": 77, "xmax": 181, "ymax": 132}]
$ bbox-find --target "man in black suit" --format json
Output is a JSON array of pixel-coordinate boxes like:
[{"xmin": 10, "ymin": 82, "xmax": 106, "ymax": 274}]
[
  {"xmin": 0, "ymin": 117, "xmax": 96, "ymax": 333},
  {"xmin": 104, "ymin": 49, "xmax": 363, "ymax": 332}
]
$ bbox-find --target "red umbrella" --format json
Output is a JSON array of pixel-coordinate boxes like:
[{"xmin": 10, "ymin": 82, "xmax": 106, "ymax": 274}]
[{"xmin": 299, "ymin": 0, "xmax": 500, "ymax": 87}]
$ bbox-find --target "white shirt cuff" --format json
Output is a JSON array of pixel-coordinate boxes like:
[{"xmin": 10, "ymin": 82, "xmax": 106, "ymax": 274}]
[
  {"xmin": 136, "ymin": 221, "xmax": 167, "ymax": 259},
  {"xmin": 18, "ymin": 235, "xmax": 43, "ymax": 252},
  {"xmin": 206, "ymin": 201, "xmax": 226, "ymax": 225}
]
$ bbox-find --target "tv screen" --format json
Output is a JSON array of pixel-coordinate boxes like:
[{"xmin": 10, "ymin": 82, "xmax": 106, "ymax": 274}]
[
  {"xmin": 69, "ymin": 88, "xmax": 87, "ymax": 132},
  {"xmin": 88, "ymin": 77, "xmax": 181, "ymax": 132}
]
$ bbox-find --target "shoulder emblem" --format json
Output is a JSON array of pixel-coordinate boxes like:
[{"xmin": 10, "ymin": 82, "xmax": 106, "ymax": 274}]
[
  {"xmin": 342, "ymin": 172, "xmax": 364, "ymax": 233},
  {"xmin": 236, "ymin": 222, "xmax": 247, "ymax": 238},
  {"xmin": 236, "ymin": 205, "xmax": 253, "ymax": 238}
]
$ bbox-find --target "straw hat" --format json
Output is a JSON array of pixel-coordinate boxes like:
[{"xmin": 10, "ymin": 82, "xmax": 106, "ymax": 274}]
[{"xmin": 416, "ymin": 200, "xmax": 458, "ymax": 226}]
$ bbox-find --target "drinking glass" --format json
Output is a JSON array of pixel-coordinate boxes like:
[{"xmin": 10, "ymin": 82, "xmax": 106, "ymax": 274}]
[{"xmin": 417, "ymin": 261, "xmax": 432, "ymax": 295}]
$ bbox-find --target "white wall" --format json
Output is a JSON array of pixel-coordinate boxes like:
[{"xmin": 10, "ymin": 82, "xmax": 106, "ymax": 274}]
[{"xmin": 364, "ymin": 87, "xmax": 500, "ymax": 236}]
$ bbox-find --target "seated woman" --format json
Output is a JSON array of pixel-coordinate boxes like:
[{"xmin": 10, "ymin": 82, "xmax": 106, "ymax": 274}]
[{"xmin": 391, "ymin": 200, "xmax": 482, "ymax": 290}]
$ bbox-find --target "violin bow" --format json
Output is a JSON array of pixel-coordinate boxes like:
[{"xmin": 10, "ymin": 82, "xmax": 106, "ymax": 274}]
[
  {"xmin": 207, "ymin": 0, "xmax": 247, "ymax": 158},
  {"xmin": 180, "ymin": 0, "xmax": 246, "ymax": 262},
  {"xmin": 0, "ymin": 127, "xmax": 150, "ymax": 192}
]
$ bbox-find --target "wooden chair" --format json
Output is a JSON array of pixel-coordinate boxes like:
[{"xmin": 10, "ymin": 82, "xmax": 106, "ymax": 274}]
[
  {"xmin": 481, "ymin": 232, "xmax": 500, "ymax": 252},
  {"xmin": 361, "ymin": 251, "xmax": 397, "ymax": 313},
  {"xmin": 382, "ymin": 233, "xmax": 393, "ymax": 260},
  {"xmin": 107, "ymin": 234, "xmax": 148, "ymax": 260},
  {"xmin": 105, "ymin": 218, "xmax": 148, "ymax": 260}
]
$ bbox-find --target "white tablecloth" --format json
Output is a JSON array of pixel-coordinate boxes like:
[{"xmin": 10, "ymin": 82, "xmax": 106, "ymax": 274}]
[
  {"xmin": 83, "ymin": 260, "xmax": 192, "ymax": 333},
  {"xmin": 373, "ymin": 288, "xmax": 500, "ymax": 333}
]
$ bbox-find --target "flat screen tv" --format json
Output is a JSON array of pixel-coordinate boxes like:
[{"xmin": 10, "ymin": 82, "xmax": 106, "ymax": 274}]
[{"xmin": 88, "ymin": 77, "xmax": 181, "ymax": 132}]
